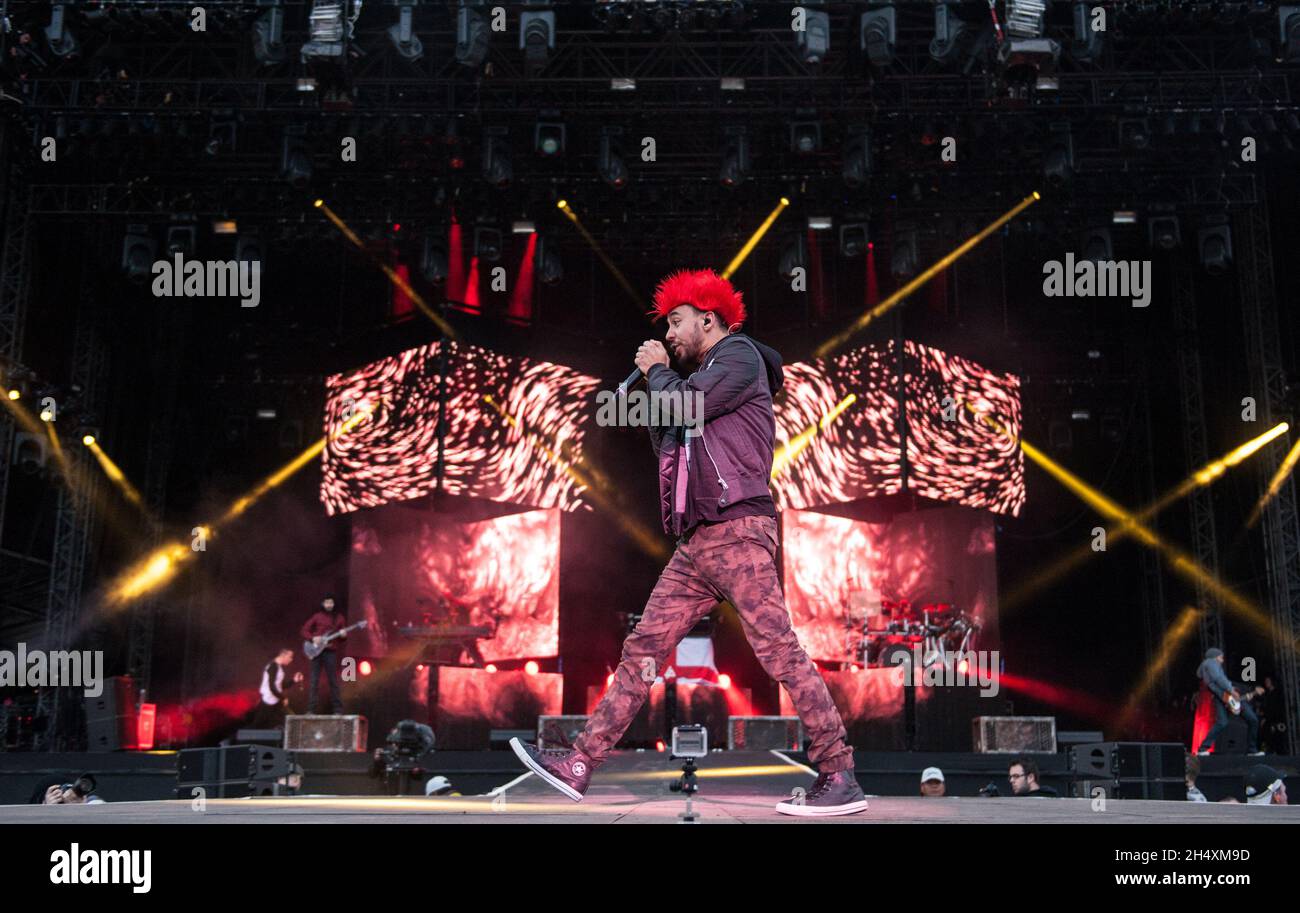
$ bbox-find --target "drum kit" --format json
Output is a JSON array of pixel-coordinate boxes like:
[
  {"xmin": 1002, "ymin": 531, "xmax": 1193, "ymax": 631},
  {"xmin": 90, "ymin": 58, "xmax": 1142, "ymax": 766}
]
[{"xmin": 843, "ymin": 598, "xmax": 980, "ymax": 671}]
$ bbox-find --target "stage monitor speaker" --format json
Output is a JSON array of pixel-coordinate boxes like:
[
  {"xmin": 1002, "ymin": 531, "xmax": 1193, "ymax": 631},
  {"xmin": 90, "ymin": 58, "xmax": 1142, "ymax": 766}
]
[
  {"xmin": 1070, "ymin": 742, "xmax": 1184, "ymax": 780},
  {"xmin": 972, "ymin": 716, "xmax": 1057, "ymax": 753},
  {"xmin": 176, "ymin": 746, "xmax": 296, "ymax": 798},
  {"xmin": 728, "ymin": 716, "xmax": 802, "ymax": 751},
  {"xmin": 284, "ymin": 714, "xmax": 368, "ymax": 752},
  {"xmin": 84, "ymin": 675, "xmax": 141, "ymax": 751}
]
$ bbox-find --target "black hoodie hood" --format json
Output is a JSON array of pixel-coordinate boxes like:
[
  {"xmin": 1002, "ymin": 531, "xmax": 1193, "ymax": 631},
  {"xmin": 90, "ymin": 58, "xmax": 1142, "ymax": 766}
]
[{"xmin": 731, "ymin": 333, "xmax": 785, "ymax": 395}]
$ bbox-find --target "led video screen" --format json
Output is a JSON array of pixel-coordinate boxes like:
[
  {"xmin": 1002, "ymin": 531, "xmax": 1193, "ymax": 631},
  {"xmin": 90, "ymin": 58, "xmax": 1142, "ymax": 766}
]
[
  {"xmin": 781, "ymin": 506, "xmax": 999, "ymax": 665},
  {"xmin": 322, "ymin": 340, "xmax": 600, "ymax": 515},
  {"xmin": 771, "ymin": 340, "xmax": 1024, "ymax": 516},
  {"xmin": 348, "ymin": 504, "xmax": 560, "ymax": 662}
]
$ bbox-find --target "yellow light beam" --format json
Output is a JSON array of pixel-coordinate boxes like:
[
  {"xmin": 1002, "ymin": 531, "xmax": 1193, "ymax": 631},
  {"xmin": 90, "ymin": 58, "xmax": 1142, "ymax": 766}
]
[
  {"xmin": 770, "ymin": 393, "xmax": 857, "ymax": 479},
  {"xmin": 314, "ymin": 199, "xmax": 459, "ymax": 340},
  {"xmin": 814, "ymin": 192, "xmax": 1041, "ymax": 359},
  {"xmin": 85, "ymin": 438, "xmax": 149, "ymax": 515},
  {"xmin": 105, "ymin": 405, "xmax": 374, "ymax": 607},
  {"xmin": 1117, "ymin": 605, "xmax": 1202, "ymax": 728},
  {"xmin": 556, "ymin": 200, "xmax": 644, "ymax": 308},
  {"xmin": 218, "ymin": 402, "xmax": 371, "ymax": 527},
  {"xmin": 968, "ymin": 404, "xmax": 1290, "ymax": 648},
  {"xmin": 483, "ymin": 393, "xmax": 670, "ymax": 563},
  {"xmin": 722, "ymin": 197, "xmax": 790, "ymax": 280},
  {"xmin": 1246, "ymin": 436, "xmax": 1300, "ymax": 530},
  {"xmin": 1003, "ymin": 422, "xmax": 1289, "ymax": 610}
]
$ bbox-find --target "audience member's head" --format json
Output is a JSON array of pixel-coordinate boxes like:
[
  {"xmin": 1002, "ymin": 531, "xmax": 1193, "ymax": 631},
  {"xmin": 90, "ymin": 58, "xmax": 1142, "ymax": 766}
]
[
  {"xmin": 1245, "ymin": 765, "xmax": 1287, "ymax": 805},
  {"xmin": 920, "ymin": 766, "xmax": 946, "ymax": 797},
  {"xmin": 1008, "ymin": 757, "xmax": 1039, "ymax": 795}
]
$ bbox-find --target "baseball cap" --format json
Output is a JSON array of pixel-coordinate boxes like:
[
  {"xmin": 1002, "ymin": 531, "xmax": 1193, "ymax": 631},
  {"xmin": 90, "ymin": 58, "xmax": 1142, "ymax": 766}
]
[
  {"xmin": 1245, "ymin": 764, "xmax": 1282, "ymax": 804},
  {"xmin": 921, "ymin": 766, "xmax": 945, "ymax": 783}
]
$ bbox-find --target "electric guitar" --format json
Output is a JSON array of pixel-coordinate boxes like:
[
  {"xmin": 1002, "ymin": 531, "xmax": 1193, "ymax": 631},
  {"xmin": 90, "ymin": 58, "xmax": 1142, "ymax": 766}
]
[
  {"xmin": 303, "ymin": 620, "xmax": 368, "ymax": 660},
  {"xmin": 1224, "ymin": 686, "xmax": 1265, "ymax": 716}
]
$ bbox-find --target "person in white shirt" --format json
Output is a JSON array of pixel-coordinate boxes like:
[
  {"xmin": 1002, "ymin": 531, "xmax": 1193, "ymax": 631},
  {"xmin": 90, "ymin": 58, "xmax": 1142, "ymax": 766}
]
[{"xmin": 252, "ymin": 649, "xmax": 302, "ymax": 729}]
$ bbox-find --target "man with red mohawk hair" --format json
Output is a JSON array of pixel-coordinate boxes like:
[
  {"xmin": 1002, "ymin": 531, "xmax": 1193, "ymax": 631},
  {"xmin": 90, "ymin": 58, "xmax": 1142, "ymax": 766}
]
[{"xmin": 511, "ymin": 269, "xmax": 866, "ymax": 817}]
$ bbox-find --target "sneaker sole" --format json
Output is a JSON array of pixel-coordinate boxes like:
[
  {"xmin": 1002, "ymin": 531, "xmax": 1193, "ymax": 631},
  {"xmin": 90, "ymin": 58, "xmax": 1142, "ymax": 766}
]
[
  {"xmin": 509, "ymin": 737, "xmax": 585, "ymax": 802},
  {"xmin": 774, "ymin": 799, "xmax": 870, "ymax": 817}
]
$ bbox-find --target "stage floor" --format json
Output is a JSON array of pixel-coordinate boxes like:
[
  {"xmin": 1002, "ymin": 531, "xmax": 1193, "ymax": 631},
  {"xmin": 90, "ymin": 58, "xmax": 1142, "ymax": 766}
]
[{"xmin": 3, "ymin": 750, "xmax": 1296, "ymax": 824}]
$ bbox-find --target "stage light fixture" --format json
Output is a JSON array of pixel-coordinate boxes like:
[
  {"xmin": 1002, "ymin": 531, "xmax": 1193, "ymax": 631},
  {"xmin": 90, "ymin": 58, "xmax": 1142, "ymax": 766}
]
[
  {"xmin": 1111, "ymin": 210, "xmax": 1137, "ymax": 225},
  {"xmin": 166, "ymin": 224, "xmax": 197, "ymax": 258},
  {"xmin": 387, "ymin": 0, "xmax": 424, "ymax": 61},
  {"xmin": 512, "ymin": 220, "xmax": 536, "ymax": 234},
  {"xmin": 252, "ymin": 1, "xmax": 288, "ymax": 65},
  {"xmin": 840, "ymin": 223, "xmax": 868, "ymax": 257},
  {"xmin": 1119, "ymin": 118, "xmax": 1151, "ymax": 150},
  {"xmin": 795, "ymin": 2, "xmax": 830, "ymax": 64},
  {"xmin": 1281, "ymin": 6, "xmax": 1300, "ymax": 63},
  {"xmin": 236, "ymin": 233, "xmax": 264, "ymax": 276},
  {"xmin": 534, "ymin": 120, "xmax": 565, "ymax": 157},
  {"xmin": 121, "ymin": 225, "xmax": 157, "ymax": 281},
  {"xmin": 599, "ymin": 127, "xmax": 629, "ymax": 189},
  {"xmin": 930, "ymin": 2, "xmax": 975, "ymax": 66},
  {"xmin": 860, "ymin": 7, "xmax": 897, "ymax": 67},
  {"xmin": 1006, "ymin": 0, "xmax": 1047, "ymax": 38},
  {"xmin": 456, "ymin": 0, "xmax": 491, "ymax": 68},
  {"xmin": 778, "ymin": 234, "xmax": 806, "ymax": 279},
  {"xmin": 891, "ymin": 229, "xmax": 918, "ymax": 279},
  {"xmin": 302, "ymin": 0, "xmax": 349, "ymax": 62},
  {"xmin": 806, "ymin": 215, "xmax": 833, "ymax": 231},
  {"xmin": 790, "ymin": 120, "xmax": 821, "ymax": 155},
  {"xmin": 1081, "ymin": 228, "xmax": 1112, "ymax": 262},
  {"xmin": 44, "ymin": 3, "xmax": 80, "ymax": 59},
  {"xmin": 474, "ymin": 225, "xmax": 503, "ymax": 261},
  {"xmin": 421, "ymin": 235, "xmax": 449, "ymax": 284},
  {"xmin": 281, "ymin": 126, "xmax": 313, "ymax": 188},
  {"xmin": 482, "ymin": 128, "xmax": 512, "ymax": 188},
  {"xmin": 520, "ymin": 1, "xmax": 556, "ymax": 75},
  {"xmin": 719, "ymin": 129, "xmax": 749, "ymax": 188},
  {"xmin": 1144, "ymin": 214, "xmax": 1179, "ymax": 250},
  {"xmin": 538, "ymin": 238, "xmax": 563, "ymax": 285},
  {"xmin": 1042, "ymin": 125, "xmax": 1074, "ymax": 188},
  {"xmin": 842, "ymin": 125, "xmax": 872, "ymax": 188},
  {"xmin": 1198, "ymin": 222, "xmax": 1233, "ymax": 275}
]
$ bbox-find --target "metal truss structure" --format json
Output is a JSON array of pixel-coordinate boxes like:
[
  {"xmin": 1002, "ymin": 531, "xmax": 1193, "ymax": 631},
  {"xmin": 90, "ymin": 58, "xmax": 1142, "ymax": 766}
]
[
  {"xmin": 1171, "ymin": 250, "xmax": 1226, "ymax": 656},
  {"xmin": 1234, "ymin": 196, "xmax": 1300, "ymax": 755}
]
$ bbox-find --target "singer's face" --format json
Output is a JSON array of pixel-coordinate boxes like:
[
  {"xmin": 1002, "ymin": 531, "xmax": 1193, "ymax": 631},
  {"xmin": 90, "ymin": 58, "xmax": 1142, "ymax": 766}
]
[{"xmin": 664, "ymin": 305, "xmax": 708, "ymax": 365}]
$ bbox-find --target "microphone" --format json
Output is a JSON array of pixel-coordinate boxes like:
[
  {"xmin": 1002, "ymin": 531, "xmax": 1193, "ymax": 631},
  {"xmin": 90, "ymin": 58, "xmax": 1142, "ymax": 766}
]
[{"xmin": 617, "ymin": 367, "xmax": 646, "ymax": 397}]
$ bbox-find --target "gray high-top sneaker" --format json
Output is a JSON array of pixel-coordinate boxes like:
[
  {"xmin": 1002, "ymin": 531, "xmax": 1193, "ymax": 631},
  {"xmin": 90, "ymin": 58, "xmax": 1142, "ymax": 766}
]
[
  {"xmin": 509, "ymin": 738, "xmax": 594, "ymax": 802},
  {"xmin": 775, "ymin": 770, "xmax": 869, "ymax": 817}
]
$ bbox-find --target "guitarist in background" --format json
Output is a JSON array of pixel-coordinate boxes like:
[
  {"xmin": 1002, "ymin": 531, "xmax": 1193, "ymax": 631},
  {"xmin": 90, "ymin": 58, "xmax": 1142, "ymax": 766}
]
[
  {"xmin": 1195, "ymin": 647, "xmax": 1265, "ymax": 757},
  {"xmin": 301, "ymin": 595, "xmax": 349, "ymax": 715}
]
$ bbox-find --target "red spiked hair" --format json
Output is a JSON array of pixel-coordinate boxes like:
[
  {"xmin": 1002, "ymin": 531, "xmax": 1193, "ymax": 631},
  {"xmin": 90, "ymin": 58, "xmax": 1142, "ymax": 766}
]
[{"xmin": 648, "ymin": 269, "xmax": 746, "ymax": 331}]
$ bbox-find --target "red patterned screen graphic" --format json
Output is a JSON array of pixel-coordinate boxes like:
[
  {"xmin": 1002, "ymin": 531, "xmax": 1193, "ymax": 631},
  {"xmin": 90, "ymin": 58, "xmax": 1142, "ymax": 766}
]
[
  {"xmin": 772, "ymin": 341, "xmax": 1024, "ymax": 516},
  {"xmin": 349, "ymin": 505, "xmax": 559, "ymax": 662},
  {"xmin": 322, "ymin": 338, "xmax": 1021, "ymax": 518},
  {"xmin": 321, "ymin": 341, "xmax": 600, "ymax": 516},
  {"xmin": 781, "ymin": 506, "xmax": 999, "ymax": 665}
]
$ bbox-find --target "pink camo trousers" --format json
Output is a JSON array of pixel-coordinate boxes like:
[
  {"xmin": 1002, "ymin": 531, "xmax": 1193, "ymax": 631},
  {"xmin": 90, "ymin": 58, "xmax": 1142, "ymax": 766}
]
[{"xmin": 574, "ymin": 514, "xmax": 855, "ymax": 773}]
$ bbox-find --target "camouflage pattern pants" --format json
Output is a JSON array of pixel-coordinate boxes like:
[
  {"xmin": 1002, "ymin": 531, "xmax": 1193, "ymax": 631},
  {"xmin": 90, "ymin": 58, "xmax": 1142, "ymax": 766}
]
[{"xmin": 574, "ymin": 514, "xmax": 854, "ymax": 772}]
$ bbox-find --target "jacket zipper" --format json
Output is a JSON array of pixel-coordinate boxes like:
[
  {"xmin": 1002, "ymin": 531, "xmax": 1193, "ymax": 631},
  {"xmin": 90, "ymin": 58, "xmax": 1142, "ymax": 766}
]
[{"xmin": 698, "ymin": 425, "xmax": 729, "ymax": 504}]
